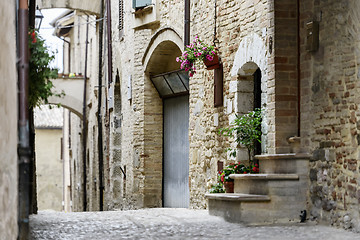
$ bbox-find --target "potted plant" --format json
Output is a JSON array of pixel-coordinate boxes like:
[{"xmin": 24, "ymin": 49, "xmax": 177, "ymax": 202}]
[
  {"xmin": 211, "ymin": 162, "xmax": 260, "ymax": 193},
  {"xmin": 176, "ymin": 35, "xmax": 218, "ymax": 77},
  {"xmin": 218, "ymin": 108, "xmax": 262, "ymax": 162},
  {"xmin": 28, "ymin": 29, "xmax": 63, "ymax": 108}
]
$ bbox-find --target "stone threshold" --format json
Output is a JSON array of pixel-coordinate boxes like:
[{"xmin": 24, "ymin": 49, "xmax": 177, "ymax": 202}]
[
  {"xmin": 230, "ymin": 173, "xmax": 299, "ymax": 180},
  {"xmin": 205, "ymin": 193, "xmax": 271, "ymax": 202}
]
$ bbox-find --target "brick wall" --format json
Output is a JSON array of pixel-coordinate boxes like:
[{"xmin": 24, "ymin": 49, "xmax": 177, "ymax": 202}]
[{"xmin": 300, "ymin": 0, "xmax": 360, "ymax": 231}]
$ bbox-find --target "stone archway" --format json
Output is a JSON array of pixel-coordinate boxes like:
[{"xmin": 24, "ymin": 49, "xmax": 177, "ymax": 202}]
[
  {"xmin": 231, "ymin": 33, "xmax": 269, "ymax": 155},
  {"xmin": 37, "ymin": 0, "xmax": 101, "ymax": 16},
  {"xmin": 141, "ymin": 28, "xmax": 189, "ymax": 208}
]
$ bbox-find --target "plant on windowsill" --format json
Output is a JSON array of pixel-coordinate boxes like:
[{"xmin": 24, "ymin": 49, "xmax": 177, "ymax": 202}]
[
  {"xmin": 176, "ymin": 35, "xmax": 218, "ymax": 77},
  {"xmin": 28, "ymin": 29, "xmax": 64, "ymax": 108}
]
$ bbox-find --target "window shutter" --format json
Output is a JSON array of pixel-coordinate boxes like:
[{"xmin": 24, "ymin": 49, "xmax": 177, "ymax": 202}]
[
  {"xmin": 133, "ymin": 0, "xmax": 152, "ymax": 10},
  {"xmin": 214, "ymin": 64, "xmax": 223, "ymax": 107},
  {"xmin": 119, "ymin": 0, "xmax": 124, "ymax": 31}
]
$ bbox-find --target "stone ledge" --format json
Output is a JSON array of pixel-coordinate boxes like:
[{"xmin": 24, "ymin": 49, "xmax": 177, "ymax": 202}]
[
  {"xmin": 230, "ymin": 173, "xmax": 299, "ymax": 180},
  {"xmin": 205, "ymin": 193, "xmax": 270, "ymax": 202},
  {"xmin": 255, "ymin": 153, "xmax": 311, "ymax": 160}
]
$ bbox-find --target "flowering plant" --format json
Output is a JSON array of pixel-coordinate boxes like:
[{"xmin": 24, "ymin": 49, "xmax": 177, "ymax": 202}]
[
  {"xmin": 176, "ymin": 36, "xmax": 217, "ymax": 77},
  {"xmin": 218, "ymin": 162, "xmax": 259, "ymax": 183},
  {"xmin": 28, "ymin": 29, "xmax": 62, "ymax": 108}
]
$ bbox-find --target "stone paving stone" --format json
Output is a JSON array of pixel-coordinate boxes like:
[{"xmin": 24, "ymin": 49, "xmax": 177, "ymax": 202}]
[{"xmin": 30, "ymin": 209, "xmax": 360, "ymax": 240}]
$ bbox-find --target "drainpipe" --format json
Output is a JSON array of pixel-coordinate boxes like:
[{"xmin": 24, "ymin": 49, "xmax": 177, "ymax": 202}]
[
  {"xmin": 184, "ymin": 0, "xmax": 190, "ymax": 47},
  {"xmin": 297, "ymin": 0, "xmax": 301, "ymax": 137},
  {"xmin": 28, "ymin": 0, "xmax": 37, "ymax": 215},
  {"xmin": 98, "ymin": 0, "xmax": 105, "ymax": 211},
  {"xmin": 82, "ymin": 14, "xmax": 90, "ymax": 212},
  {"xmin": 18, "ymin": 0, "xmax": 31, "ymax": 238},
  {"xmin": 106, "ymin": 0, "xmax": 113, "ymax": 85}
]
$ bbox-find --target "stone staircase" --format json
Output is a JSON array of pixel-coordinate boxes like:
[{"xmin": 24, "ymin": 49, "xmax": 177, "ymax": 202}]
[{"xmin": 205, "ymin": 153, "xmax": 310, "ymax": 225}]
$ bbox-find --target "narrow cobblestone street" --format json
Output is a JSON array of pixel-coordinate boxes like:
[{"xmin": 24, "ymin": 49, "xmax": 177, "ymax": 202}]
[{"xmin": 30, "ymin": 209, "xmax": 360, "ymax": 240}]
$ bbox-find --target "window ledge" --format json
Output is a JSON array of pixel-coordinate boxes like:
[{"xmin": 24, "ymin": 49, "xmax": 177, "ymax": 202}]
[{"xmin": 133, "ymin": 5, "xmax": 154, "ymax": 16}]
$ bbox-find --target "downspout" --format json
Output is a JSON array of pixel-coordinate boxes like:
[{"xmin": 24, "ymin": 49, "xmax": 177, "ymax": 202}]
[
  {"xmin": 82, "ymin": 15, "xmax": 90, "ymax": 212},
  {"xmin": 184, "ymin": 0, "xmax": 190, "ymax": 47},
  {"xmin": 28, "ymin": 0, "xmax": 37, "ymax": 215},
  {"xmin": 106, "ymin": 0, "xmax": 113, "ymax": 85},
  {"xmin": 98, "ymin": 0, "xmax": 105, "ymax": 211},
  {"xmin": 17, "ymin": 0, "xmax": 31, "ymax": 238},
  {"xmin": 297, "ymin": 0, "xmax": 301, "ymax": 137}
]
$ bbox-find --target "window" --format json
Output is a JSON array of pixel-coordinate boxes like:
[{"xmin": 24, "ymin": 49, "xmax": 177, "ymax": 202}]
[
  {"xmin": 132, "ymin": 0, "xmax": 152, "ymax": 10},
  {"xmin": 119, "ymin": 0, "xmax": 124, "ymax": 31}
]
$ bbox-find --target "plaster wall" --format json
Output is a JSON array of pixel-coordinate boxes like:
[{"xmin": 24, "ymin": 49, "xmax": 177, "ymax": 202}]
[
  {"xmin": 35, "ymin": 128, "xmax": 63, "ymax": 211},
  {"xmin": 0, "ymin": 0, "xmax": 18, "ymax": 238}
]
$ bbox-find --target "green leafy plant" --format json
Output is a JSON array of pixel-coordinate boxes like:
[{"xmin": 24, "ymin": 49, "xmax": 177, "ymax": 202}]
[
  {"xmin": 209, "ymin": 182, "xmax": 225, "ymax": 193},
  {"xmin": 218, "ymin": 108, "xmax": 262, "ymax": 161},
  {"xmin": 28, "ymin": 29, "xmax": 63, "ymax": 108}
]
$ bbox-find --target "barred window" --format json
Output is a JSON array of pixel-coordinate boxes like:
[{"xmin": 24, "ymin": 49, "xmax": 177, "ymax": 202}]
[{"xmin": 119, "ymin": 0, "xmax": 124, "ymax": 31}]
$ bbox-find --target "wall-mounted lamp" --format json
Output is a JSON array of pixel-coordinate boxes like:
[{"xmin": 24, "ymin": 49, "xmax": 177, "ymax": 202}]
[{"xmin": 35, "ymin": 6, "xmax": 44, "ymax": 30}]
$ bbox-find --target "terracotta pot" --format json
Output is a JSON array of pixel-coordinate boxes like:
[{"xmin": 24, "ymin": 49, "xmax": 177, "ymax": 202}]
[
  {"xmin": 224, "ymin": 181, "xmax": 234, "ymax": 193},
  {"xmin": 203, "ymin": 54, "xmax": 220, "ymax": 70}
]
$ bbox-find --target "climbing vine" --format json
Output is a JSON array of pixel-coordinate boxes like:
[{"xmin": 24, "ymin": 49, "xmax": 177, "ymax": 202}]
[{"xmin": 28, "ymin": 29, "xmax": 63, "ymax": 108}]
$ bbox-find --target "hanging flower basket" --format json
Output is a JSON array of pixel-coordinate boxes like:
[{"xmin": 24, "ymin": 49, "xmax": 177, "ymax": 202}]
[
  {"xmin": 203, "ymin": 53, "xmax": 220, "ymax": 70},
  {"xmin": 176, "ymin": 36, "xmax": 218, "ymax": 77}
]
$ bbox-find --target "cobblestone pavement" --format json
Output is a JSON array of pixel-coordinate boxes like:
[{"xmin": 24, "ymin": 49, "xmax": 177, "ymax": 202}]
[{"xmin": 30, "ymin": 209, "xmax": 360, "ymax": 240}]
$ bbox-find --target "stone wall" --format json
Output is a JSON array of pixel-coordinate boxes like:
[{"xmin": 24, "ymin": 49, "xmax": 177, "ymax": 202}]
[
  {"xmin": 300, "ymin": 0, "xmax": 360, "ymax": 231},
  {"xmin": 0, "ymin": 0, "xmax": 18, "ymax": 238},
  {"xmin": 108, "ymin": 0, "xmax": 278, "ymax": 210},
  {"xmin": 188, "ymin": 0, "xmax": 273, "ymax": 208}
]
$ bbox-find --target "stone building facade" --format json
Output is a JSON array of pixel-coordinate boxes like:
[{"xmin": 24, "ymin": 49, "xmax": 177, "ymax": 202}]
[
  {"xmin": 0, "ymin": 0, "xmax": 18, "ymax": 238},
  {"xmin": 38, "ymin": 0, "xmax": 360, "ymax": 231},
  {"xmin": 106, "ymin": 0, "xmax": 360, "ymax": 230},
  {"xmin": 300, "ymin": 0, "xmax": 360, "ymax": 230}
]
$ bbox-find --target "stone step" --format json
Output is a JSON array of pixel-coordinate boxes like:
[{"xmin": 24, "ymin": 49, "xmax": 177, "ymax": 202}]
[
  {"xmin": 205, "ymin": 192, "xmax": 304, "ymax": 225},
  {"xmin": 205, "ymin": 193, "xmax": 270, "ymax": 202},
  {"xmin": 205, "ymin": 193, "xmax": 271, "ymax": 224},
  {"xmin": 255, "ymin": 153, "xmax": 310, "ymax": 175},
  {"xmin": 230, "ymin": 173, "xmax": 299, "ymax": 180},
  {"xmin": 230, "ymin": 173, "xmax": 304, "ymax": 196}
]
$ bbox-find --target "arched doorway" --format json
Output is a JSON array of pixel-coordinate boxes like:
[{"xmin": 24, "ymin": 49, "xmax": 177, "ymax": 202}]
[
  {"xmin": 144, "ymin": 37, "xmax": 190, "ymax": 208},
  {"xmin": 236, "ymin": 62, "xmax": 263, "ymax": 156}
]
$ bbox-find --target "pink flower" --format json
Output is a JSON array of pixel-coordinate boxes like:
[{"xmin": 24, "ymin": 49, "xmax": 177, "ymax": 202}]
[
  {"xmin": 189, "ymin": 72, "xmax": 194, "ymax": 77},
  {"xmin": 185, "ymin": 67, "xmax": 190, "ymax": 71},
  {"xmin": 176, "ymin": 57, "xmax": 180, "ymax": 62},
  {"xmin": 206, "ymin": 55, "xmax": 213, "ymax": 61},
  {"xmin": 211, "ymin": 51, "xmax": 215, "ymax": 55}
]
